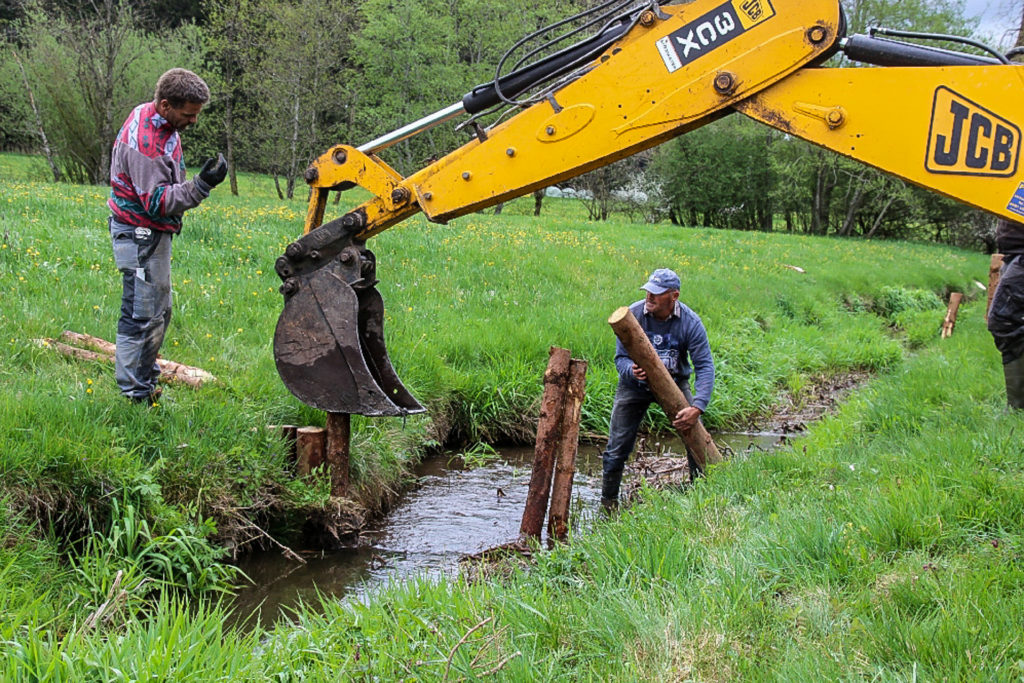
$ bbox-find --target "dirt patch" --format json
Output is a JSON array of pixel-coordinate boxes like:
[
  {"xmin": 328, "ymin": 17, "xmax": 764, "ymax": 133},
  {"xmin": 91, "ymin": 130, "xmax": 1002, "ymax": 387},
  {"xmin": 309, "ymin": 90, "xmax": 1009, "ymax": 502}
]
[{"xmin": 762, "ymin": 370, "xmax": 871, "ymax": 434}]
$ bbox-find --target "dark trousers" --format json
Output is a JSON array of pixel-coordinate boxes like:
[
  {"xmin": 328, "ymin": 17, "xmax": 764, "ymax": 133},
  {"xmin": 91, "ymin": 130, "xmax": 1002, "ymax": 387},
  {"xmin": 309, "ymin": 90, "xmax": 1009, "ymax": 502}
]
[
  {"xmin": 601, "ymin": 381, "xmax": 694, "ymax": 501},
  {"xmin": 988, "ymin": 256, "xmax": 1024, "ymax": 409}
]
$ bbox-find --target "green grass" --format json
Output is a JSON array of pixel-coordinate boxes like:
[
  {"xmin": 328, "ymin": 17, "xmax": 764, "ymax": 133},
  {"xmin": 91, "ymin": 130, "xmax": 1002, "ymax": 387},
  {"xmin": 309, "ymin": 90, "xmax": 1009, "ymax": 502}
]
[{"xmin": 3, "ymin": 151, "xmax": 1020, "ymax": 678}]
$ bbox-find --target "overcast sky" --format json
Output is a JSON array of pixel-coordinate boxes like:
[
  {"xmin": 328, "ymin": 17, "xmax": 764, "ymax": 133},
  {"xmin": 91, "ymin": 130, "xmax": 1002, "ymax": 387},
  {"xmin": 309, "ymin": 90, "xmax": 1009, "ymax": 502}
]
[{"xmin": 963, "ymin": 0, "xmax": 1020, "ymax": 44}]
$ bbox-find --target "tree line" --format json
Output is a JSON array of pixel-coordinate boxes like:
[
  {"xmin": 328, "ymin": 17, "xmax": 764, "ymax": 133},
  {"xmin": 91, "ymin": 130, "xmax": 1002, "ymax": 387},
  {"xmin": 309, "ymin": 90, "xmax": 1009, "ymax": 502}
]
[{"xmin": 0, "ymin": 0, "xmax": 1019, "ymax": 250}]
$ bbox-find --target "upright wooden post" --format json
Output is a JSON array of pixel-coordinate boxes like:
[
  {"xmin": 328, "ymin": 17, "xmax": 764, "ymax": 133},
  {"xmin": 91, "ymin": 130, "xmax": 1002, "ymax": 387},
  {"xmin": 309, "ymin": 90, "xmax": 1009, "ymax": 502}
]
[
  {"xmin": 325, "ymin": 412, "xmax": 351, "ymax": 497},
  {"xmin": 987, "ymin": 254, "xmax": 1004, "ymax": 322},
  {"xmin": 520, "ymin": 347, "xmax": 571, "ymax": 540},
  {"xmin": 548, "ymin": 359, "xmax": 587, "ymax": 544},
  {"xmin": 941, "ymin": 292, "xmax": 964, "ymax": 339},
  {"xmin": 295, "ymin": 426, "xmax": 326, "ymax": 476},
  {"xmin": 608, "ymin": 307, "xmax": 722, "ymax": 472}
]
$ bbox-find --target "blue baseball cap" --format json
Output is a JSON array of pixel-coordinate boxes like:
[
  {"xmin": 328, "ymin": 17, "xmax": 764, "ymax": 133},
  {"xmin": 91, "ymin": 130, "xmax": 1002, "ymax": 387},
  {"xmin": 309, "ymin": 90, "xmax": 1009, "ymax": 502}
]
[{"xmin": 641, "ymin": 268, "xmax": 680, "ymax": 294}]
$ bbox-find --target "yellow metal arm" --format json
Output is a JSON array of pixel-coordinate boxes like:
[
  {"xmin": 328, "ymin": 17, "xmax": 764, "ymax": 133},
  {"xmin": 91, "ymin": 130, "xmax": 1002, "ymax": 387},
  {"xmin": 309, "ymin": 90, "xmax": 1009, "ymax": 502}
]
[
  {"xmin": 300, "ymin": 0, "xmax": 842, "ymax": 238},
  {"xmin": 735, "ymin": 65, "xmax": 1024, "ymax": 222}
]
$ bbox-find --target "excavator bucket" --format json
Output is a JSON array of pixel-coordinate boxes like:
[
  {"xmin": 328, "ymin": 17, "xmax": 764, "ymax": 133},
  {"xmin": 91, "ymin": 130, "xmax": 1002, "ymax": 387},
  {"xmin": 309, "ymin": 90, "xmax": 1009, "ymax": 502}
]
[{"xmin": 273, "ymin": 260, "xmax": 424, "ymax": 416}]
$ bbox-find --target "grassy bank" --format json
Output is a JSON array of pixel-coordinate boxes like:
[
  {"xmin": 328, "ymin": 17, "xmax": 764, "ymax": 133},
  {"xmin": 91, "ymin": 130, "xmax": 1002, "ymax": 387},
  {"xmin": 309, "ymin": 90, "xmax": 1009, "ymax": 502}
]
[
  {"xmin": 2, "ymin": 151, "xmax": 1015, "ymax": 677},
  {"xmin": 4, "ymin": 286, "xmax": 1021, "ymax": 679}
]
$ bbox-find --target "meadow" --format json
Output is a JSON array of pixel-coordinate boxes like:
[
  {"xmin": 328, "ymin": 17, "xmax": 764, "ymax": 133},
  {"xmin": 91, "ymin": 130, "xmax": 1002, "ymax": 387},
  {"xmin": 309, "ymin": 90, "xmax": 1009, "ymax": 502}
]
[{"xmin": 2, "ymin": 152, "xmax": 1021, "ymax": 679}]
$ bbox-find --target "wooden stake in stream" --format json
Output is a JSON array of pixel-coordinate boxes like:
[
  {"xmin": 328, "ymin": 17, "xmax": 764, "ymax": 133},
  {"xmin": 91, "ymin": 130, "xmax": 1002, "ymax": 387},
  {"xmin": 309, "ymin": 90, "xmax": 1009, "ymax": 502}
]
[
  {"xmin": 519, "ymin": 347, "xmax": 571, "ymax": 540},
  {"xmin": 608, "ymin": 307, "xmax": 722, "ymax": 472},
  {"xmin": 941, "ymin": 292, "xmax": 964, "ymax": 339},
  {"xmin": 547, "ymin": 359, "xmax": 587, "ymax": 544},
  {"xmin": 325, "ymin": 413, "xmax": 351, "ymax": 497}
]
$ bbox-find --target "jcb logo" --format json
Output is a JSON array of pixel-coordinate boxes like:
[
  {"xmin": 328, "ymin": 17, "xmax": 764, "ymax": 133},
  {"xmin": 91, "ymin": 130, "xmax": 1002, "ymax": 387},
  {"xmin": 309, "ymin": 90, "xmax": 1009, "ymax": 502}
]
[
  {"xmin": 927, "ymin": 87, "xmax": 1020, "ymax": 177},
  {"xmin": 739, "ymin": 0, "xmax": 765, "ymax": 22},
  {"xmin": 734, "ymin": 0, "xmax": 774, "ymax": 30}
]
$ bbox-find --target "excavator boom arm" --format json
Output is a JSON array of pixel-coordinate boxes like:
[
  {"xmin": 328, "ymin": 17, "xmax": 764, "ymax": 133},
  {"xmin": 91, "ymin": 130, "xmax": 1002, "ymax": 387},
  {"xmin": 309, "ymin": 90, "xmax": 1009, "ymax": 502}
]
[{"xmin": 274, "ymin": 0, "xmax": 1024, "ymax": 414}]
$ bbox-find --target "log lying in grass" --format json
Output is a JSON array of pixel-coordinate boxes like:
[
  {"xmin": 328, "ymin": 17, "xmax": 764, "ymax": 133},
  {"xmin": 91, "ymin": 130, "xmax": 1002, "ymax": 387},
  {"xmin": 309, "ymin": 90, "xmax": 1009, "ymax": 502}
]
[{"xmin": 34, "ymin": 330, "xmax": 217, "ymax": 387}]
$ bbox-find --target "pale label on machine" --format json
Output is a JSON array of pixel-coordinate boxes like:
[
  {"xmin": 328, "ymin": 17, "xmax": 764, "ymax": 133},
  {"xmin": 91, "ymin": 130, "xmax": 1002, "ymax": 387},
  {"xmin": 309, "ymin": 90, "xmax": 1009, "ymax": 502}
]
[
  {"xmin": 1007, "ymin": 182, "xmax": 1024, "ymax": 218},
  {"xmin": 656, "ymin": 0, "xmax": 776, "ymax": 74}
]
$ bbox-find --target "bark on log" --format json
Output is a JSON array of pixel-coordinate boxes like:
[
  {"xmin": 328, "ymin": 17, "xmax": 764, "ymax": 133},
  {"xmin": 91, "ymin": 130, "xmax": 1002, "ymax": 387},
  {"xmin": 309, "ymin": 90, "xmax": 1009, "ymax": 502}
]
[
  {"xmin": 295, "ymin": 426, "xmax": 326, "ymax": 476},
  {"xmin": 326, "ymin": 413, "xmax": 351, "ymax": 497},
  {"xmin": 61, "ymin": 330, "xmax": 115, "ymax": 355},
  {"xmin": 941, "ymin": 292, "xmax": 964, "ymax": 339},
  {"xmin": 607, "ymin": 307, "xmax": 722, "ymax": 471},
  {"xmin": 38, "ymin": 340, "xmax": 110, "ymax": 364},
  {"xmin": 520, "ymin": 347, "xmax": 572, "ymax": 541},
  {"xmin": 547, "ymin": 359, "xmax": 587, "ymax": 545},
  {"xmin": 987, "ymin": 254, "xmax": 1004, "ymax": 322}
]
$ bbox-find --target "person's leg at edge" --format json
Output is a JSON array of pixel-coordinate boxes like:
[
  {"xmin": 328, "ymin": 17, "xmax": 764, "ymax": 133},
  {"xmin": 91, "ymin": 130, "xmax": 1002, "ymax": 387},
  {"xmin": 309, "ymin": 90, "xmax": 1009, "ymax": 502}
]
[
  {"xmin": 1005, "ymin": 354, "xmax": 1024, "ymax": 410},
  {"xmin": 988, "ymin": 258, "xmax": 1024, "ymax": 411},
  {"xmin": 601, "ymin": 386, "xmax": 651, "ymax": 508}
]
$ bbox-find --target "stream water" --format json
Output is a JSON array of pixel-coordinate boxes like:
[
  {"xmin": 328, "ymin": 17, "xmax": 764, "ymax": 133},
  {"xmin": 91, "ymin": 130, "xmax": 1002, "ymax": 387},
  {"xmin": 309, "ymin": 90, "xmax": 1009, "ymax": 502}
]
[{"xmin": 230, "ymin": 433, "xmax": 783, "ymax": 629}]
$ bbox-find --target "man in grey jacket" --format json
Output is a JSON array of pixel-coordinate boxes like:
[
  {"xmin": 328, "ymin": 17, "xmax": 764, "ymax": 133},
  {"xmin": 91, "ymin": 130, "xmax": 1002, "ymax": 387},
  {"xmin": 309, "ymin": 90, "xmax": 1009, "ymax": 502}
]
[
  {"xmin": 107, "ymin": 68, "xmax": 227, "ymax": 404},
  {"xmin": 601, "ymin": 268, "xmax": 716, "ymax": 508}
]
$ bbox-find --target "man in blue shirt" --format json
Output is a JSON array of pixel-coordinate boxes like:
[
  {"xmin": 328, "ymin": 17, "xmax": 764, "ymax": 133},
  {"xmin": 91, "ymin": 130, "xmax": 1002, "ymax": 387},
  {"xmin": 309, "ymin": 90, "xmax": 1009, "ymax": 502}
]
[{"xmin": 601, "ymin": 268, "xmax": 716, "ymax": 509}]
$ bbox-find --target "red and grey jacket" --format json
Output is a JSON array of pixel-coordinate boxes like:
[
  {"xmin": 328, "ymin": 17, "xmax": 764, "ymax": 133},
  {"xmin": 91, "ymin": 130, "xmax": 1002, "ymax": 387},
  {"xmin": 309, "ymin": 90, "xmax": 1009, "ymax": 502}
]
[{"xmin": 107, "ymin": 102, "xmax": 209, "ymax": 233}]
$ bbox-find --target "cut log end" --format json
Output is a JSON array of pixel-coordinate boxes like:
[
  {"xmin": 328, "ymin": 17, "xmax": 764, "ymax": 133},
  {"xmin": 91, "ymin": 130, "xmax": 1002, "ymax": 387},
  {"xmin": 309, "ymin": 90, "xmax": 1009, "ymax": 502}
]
[{"xmin": 607, "ymin": 306, "xmax": 631, "ymax": 325}]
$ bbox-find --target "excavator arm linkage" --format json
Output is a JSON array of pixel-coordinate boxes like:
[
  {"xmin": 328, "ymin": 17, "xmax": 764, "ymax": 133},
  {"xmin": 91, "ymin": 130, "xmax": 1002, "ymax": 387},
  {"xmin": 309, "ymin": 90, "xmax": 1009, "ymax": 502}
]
[{"xmin": 274, "ymin": 0, "xmax": 1024, "ymax": 414}]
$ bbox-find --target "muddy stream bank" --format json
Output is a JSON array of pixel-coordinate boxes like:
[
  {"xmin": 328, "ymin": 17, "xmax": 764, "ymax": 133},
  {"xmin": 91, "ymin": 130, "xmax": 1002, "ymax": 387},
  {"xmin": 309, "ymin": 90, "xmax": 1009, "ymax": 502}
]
[{"xmin": 230, "ymin": 433, "xmax": 784, "ymax": 630}]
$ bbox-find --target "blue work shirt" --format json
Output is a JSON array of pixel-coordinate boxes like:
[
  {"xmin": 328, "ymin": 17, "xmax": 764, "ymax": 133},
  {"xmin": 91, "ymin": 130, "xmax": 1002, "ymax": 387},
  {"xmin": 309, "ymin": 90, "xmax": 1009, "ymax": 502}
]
[{"xmin": 614, "ymin": 299, "xmax": 715, "ymax": 412}]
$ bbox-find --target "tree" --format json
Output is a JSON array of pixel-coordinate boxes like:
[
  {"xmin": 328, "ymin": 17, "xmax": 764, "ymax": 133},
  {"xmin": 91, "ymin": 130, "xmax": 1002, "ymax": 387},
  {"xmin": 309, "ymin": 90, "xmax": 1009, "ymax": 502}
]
[
  {"xmin": 13, "ymin": 0, "xmax": 204, "ymax": 183},
  {"xmin": 650, "ymin": 115, "xmax": 776, "ymax": 230},
  {"xmin": 242, "ymin": 0, "xmax": 357, "ymax": 199},
  {"xmin": 202, "ymin": 0, "xmax": 266, "ymax": 195}
]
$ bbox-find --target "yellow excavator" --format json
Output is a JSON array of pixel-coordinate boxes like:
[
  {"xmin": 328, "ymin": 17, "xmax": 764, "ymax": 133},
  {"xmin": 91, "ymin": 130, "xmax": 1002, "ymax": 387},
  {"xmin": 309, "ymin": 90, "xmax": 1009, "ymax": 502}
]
[{"xmin": 272, "ymin": 0, "xmax": 1024, "ymax": 415}]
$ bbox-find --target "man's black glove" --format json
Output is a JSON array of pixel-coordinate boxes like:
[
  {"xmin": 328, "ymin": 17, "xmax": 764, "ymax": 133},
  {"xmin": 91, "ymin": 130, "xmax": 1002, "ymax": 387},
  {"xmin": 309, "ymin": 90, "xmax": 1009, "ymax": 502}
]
[{"xmin": 198, "ymin": 153, "xmax": 227, "ymax": 189}]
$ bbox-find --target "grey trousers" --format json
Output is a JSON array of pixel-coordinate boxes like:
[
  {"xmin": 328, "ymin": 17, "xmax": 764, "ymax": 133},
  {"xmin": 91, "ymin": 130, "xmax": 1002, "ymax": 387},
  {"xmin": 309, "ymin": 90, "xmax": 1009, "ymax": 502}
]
[
  {"xmin": 109, "ymin": 218, "xmax": 173, "ymax": 399},
  {"xmin": 601, "ymin": 381, "xmax": 695, "ymax": 500}
]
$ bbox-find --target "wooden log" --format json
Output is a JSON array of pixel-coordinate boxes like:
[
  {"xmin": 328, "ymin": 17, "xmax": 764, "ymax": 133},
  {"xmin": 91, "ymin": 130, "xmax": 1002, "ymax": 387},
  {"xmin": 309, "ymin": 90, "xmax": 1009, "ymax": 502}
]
[
  {"xmin": 61, "ymin": 330, "xmax": 115, "ymax": 355},
  {"xmin": 941, "ymin": 292, "xmax": 964, "ymax": 339},
  {"xmin": 547, "ymin": 358, "xmax": 587, "ymax": 545},
  {"xmin": 52, "ymin": 330, "xmax": 216, "ymax": 387},
  {"xmin": 519, "ymin": 347, "xmax": 572, "ymax": 541},
  {"xmin": 295, "ymin": 426, "xmax": 326, "ymax": 476},
  {"xmin": 607, "ymin": 307, "xmax": 722, "ymax": 472},
  {"xmin": 36, "ymin": 339, "xmax": 108, "ymax": 363},
  {"xmin": 325, "ymin": 413, "xmax": 351, "ymax": 497},
  {"xmin": 987, "ymin": 254, "xmax": 1004, "ymax": 322}
]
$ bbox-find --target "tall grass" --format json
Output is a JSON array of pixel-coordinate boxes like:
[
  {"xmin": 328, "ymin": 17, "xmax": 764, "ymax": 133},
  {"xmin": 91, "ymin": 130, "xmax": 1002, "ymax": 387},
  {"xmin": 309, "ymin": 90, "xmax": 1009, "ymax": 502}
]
[{"xmin": 4, "ymin": 152, "xmax": 1018, "ymax": 678}]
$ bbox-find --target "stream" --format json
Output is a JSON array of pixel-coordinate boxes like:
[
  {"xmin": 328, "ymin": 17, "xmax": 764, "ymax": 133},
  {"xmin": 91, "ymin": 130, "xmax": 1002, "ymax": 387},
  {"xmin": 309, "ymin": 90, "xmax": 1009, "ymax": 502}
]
[{"xmin": 230, "ymin": 433, "xmax": 783, "ymax": 629}]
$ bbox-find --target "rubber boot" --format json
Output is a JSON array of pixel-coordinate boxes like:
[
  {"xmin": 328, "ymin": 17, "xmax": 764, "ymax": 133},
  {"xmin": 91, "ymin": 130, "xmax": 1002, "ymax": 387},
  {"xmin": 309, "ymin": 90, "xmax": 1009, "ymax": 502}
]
[
  {"xmin": 1005, "ymin": 355, "xmax": 1024, "ymax": 410},
  {"xmin": 600, "ymin": 472, "xmax": 620, "ymax": 512}
]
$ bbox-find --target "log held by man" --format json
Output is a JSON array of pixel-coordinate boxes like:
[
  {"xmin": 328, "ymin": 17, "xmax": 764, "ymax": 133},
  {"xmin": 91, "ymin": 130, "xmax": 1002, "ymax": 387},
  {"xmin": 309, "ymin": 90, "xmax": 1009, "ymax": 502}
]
[{"xmin": 608, "ymin": 306, "xmax": 722, "ymax": 471}]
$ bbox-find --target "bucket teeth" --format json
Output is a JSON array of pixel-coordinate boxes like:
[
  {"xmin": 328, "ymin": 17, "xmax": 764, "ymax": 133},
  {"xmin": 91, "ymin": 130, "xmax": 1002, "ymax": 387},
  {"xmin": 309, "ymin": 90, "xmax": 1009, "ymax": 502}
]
[{"xmin": 273, "ymin": 261, "xmax": 425, "ymax": 416}]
